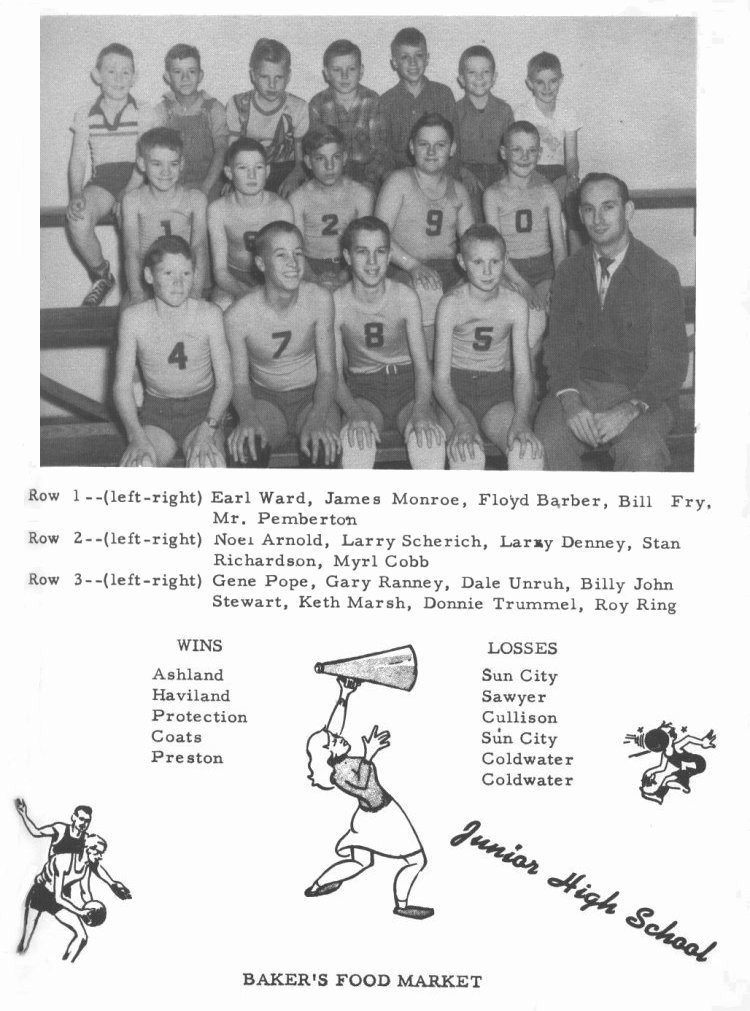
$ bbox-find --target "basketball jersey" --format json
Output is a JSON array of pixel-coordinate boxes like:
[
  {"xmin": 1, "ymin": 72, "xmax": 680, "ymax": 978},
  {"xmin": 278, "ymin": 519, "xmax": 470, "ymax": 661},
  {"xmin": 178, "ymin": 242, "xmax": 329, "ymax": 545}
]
[
  {"xmin": 489, "ymin": 173, "xmax": 554, "ymax": 260},
  {"xmin": 391, "ymin": 169, "xmax": 462, "ymax": 263},
  {"xmin": 136, "ymin": 186, "xmax": 195, "ymax": 263},
  {"xmin": 51, "ymin": 825, "xmax": 85, "ymax": 857},
  {"xmin": 135, "ymin": 300, "xmax": 215, "ymax": 399},
  {"xmin": 448, "ymin": 284, "xmax": 513, "ymax": 373},
  {"xmin": 222, "ymin": 192, "xmax": 291, "ymax": 270},
  {"xmin": 335, "ymin": 280, "xmax": 413, "ymax": 373},
  {"xmin": 296, "ymin": 178, "xmax": 369, "ymax": 260},
  {"xmin": 247, "ymin": 282, "xmax": 320, "ymax": 391}
]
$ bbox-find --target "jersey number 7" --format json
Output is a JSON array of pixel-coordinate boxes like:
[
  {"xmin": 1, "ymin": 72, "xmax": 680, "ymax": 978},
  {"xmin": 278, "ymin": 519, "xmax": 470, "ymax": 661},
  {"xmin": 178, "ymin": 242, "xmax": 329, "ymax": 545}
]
[{"xmin": 272, "ymin": 330, "xmax": 292, "ymax": 359}]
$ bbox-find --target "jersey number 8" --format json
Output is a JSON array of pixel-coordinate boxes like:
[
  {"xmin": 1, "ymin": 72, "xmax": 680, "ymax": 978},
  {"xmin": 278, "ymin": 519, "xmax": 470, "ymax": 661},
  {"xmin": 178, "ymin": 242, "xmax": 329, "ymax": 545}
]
[{"xmin": 364, "ymin": 322, "xmax": 384, "ymax": 348}]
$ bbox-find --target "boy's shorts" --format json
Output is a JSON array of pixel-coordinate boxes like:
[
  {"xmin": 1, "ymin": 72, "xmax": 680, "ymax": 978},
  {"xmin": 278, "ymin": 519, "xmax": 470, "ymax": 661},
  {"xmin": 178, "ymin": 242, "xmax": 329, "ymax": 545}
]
[
  {"xmin": 305, "ymin": 256, "xmax": 350, "ymax": 290},
  {"xmin": 266, "ymin": 160, "xmax": 296, "ymax": 195},
  {"xmin": 88, "ymin": 161, "xmax": 133, "ymax": 199},
  {"xmin": 251, "ymin": 381, "xmax": 315, "ymax": 433},
  {"xmin": 510, "ymin": 253, "xmax": 554, "ymax": 288},
  {"xmin": 347, "ymin": 364, "xmax": 415, "ymax": 432},
  {"xmin": 451, "ymin": 367, "xmax": 513, "ymax": 426},
  {"xmin": 139, "ymin": 387, "xmax": 215, "ymax": 446},
  {"xmin": 536, "ymin": 164, "xmax": 566, "ymax": 185}
]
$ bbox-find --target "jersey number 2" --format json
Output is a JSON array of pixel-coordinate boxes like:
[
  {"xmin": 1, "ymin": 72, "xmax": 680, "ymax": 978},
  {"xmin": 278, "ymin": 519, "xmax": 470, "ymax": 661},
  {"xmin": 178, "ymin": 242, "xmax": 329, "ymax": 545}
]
[
  {"xmin": 364, "ymin": 322, "xmax": 384, "ymax": 349},
  {"xmin": 472, "ymin": 326, "xmax": 493, "ymax": 352},
  {"xmin": 426, "ymin": 209, "xmax": 443, "ymax": 236},
  {"xmin": 321, "ymin": 214, "xmax": 339, "ymax": 236},
  {"xmin": 168, "ymin": 341, "xmax": 188, "ymax": 370}
]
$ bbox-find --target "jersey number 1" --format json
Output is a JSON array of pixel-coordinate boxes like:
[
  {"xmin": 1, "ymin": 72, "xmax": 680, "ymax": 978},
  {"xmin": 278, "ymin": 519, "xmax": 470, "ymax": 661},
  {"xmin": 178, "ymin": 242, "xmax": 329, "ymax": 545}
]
[{"xmin": 168, "ymin": 341, "xmax": 188, "ymax": 370}]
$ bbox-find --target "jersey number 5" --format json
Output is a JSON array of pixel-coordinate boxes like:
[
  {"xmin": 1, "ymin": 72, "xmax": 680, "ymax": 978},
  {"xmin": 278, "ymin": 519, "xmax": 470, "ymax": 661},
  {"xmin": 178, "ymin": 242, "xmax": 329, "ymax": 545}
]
[
  {"xmin": 515, "ymin": 210, "xmax": 532, "ymax": 234},
  {"xmin": 168, "ymin": 341, "xmax": 188, "ymax": 370},
  {"xmin": 426, "ymin": 209, "xmax": 443, "ymax": 237},
  {"xmin": 272, "ymin": 330, "xmax": 292, "ymax": 359},
  {"xmin": 321, "ymin": 214, "xmax": 339, "ymax": 236},
  {"xmin": 364, "ymin": 322, "xmax": 384, "ymax": 348},
  {"xmin": 472, "ymin": 326, "xmax": 493, "ymax": 352}
]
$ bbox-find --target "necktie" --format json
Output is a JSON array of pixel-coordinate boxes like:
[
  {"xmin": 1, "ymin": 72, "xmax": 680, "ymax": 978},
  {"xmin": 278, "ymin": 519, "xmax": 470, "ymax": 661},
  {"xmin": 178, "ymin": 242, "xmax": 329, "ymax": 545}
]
[{"xmin": 598, "ymin": 256, "xmax": 614, "ymax": 307}]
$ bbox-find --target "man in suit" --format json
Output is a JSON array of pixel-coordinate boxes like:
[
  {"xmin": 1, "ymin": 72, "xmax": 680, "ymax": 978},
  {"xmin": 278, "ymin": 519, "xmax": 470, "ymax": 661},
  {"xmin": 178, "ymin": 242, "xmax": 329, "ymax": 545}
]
[{"xmin": 535, "ymin": 173, "xmax": 688, "ymax": 470}]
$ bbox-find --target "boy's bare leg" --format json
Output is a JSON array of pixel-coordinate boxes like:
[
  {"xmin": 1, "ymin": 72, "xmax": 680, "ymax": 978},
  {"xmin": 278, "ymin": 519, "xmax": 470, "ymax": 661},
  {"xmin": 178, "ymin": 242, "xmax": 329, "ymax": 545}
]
[
  {"xmin": 482, "ymin": 402, "xmax": 544, "ymax": 471},
  {"xmin": 17, "ymin": 901, "xmax": 41, "ymax": 954},
  {"xmin": 67, "ymin": 185, "xmax": 116, "ymax": 272},
  {"xmin": 341, "ymin": 398, "xmax": 380, "ymax": 469},
  {"xmin": 397, "ymin": 401, "xmax": 446, "ymax": 470},
  {"xmin": 142, "ymin": 425, "xmax": 179, "ymax": 467},
  {"xmin": 56, "ymin": 909, "xmax": 87, "ymax": 962}
]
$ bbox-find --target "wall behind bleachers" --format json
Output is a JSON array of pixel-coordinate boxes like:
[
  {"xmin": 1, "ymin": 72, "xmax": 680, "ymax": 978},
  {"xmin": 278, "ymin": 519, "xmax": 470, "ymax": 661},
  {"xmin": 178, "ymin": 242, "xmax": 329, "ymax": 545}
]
[{"xmin": 41, "ymin": 15, "xmax": 695, "ymax": 413}]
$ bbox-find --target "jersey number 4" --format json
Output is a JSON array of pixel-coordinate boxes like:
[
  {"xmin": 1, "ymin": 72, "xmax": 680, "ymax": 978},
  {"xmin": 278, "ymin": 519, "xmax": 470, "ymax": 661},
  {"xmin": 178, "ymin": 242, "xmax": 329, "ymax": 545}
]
[
  {"xmin": 364, "ymin": 322, "xmax": 384, "ymax": 348},
  {"xmin": 472, "ymin": 326, "xmax": 493, "ymax": 352},
  {"xmin": 515, "ymin": 210, "xmax": 532, "ymax": 234},
  {"xmin": 426, "ymin": 209, "xmax": 443, "ymax": 237},
  {"xmin": 168, "ymin": 341, "xmax": 188, "ymax": 370},
  {"xmin": 272, "ymin": 330, "xmax": 292, "ymax": 359}
]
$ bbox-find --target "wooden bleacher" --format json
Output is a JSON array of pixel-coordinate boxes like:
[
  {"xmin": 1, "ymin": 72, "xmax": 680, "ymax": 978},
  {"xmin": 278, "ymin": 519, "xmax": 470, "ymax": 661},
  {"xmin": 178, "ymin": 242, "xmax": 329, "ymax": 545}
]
[{"xmin": 40, "ymin": 188, "xmax": 696, "ymax": 469}]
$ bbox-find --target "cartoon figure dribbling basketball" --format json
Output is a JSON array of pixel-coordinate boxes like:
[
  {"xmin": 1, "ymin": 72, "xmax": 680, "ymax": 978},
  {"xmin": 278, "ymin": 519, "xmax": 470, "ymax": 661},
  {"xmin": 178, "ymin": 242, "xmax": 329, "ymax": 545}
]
[
  {"xmin": 305, "ymin": 645, "xmax": 434, "ymax": 920},
  {"xmin": 624, "ymin": 722, "xmax": 717, "ymax": 805}
]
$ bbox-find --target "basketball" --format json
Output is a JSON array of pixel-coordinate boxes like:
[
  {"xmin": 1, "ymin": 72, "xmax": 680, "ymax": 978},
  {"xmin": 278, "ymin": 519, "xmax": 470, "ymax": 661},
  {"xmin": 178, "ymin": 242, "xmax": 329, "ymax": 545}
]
[{"xmin": 83, "ymin": 900, "xmax": 107, "ymax": 927}]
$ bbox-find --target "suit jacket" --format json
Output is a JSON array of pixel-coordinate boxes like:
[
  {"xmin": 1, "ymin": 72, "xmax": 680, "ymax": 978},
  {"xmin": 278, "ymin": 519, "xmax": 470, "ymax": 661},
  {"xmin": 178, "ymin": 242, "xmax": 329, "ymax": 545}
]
[{"xmin": 545, "ymin": 237, "xmax": 688, "ymax": 410}]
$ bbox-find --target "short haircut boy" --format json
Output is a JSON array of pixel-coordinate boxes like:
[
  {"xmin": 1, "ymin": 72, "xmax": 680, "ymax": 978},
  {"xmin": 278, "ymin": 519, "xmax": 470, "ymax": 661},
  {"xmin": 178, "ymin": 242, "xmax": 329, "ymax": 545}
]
[
  {"xmin": 410, "ymin": 112, "xmax": 454, "ymax": 146},
  {"xmin": 503, "ymin": 120, "xmax": 541, "ymax": 147},
  {"xmin": 341, "ymin": 215, "xmax": 390, "ymax": 254},
  {"xmin": 254, "ymin": 220, "xmax": 302, "ymax": 261},
  {"xmin": 459, "ymin": 44, "xmax": 495, "ymax": 76},
  {"xmin": 143, "ymin": 234, "xmax": 195, "ymax": 273},
  {"xmin": 323, "ymin": 39, "xmax": 362, "ymax": 67},
  {"xmin": 302, "ymin": 125, "xmax": 345, "ymax": 158},
  {"xmin": 96, "ymin": 42, "xmax": 134, "ymax": 70},
  {"xmin": 250, "ymin": 38, "xmax": 291, "ymax": 71},
  {"xmin": 138, "ymin": 127, "xmax": 183, "ymax": 159},
  {"xmin": 390, "ymin": 27, "xmax": 427, "ymax": 55},
  {"xmin": 527, "ymin": 51, "xmax": 562, "ymax": 77},
  {"xmin": 459, "ymin": 223, "xmax": 506, "ymax": 257},
  {"xmin": 165, "ymin": 43, "xmax": 200, "ymax": 70},
  {"xmin": 226, "ymin": 137, "xmax": 267, "ymax": 167}
]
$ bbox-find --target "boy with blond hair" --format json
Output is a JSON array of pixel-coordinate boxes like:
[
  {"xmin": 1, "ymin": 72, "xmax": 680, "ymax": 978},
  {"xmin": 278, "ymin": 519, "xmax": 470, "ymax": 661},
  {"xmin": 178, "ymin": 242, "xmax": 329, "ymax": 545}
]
[{"xmin": 226, "ymin": 38, "xmax": 308, "ymax": 198}]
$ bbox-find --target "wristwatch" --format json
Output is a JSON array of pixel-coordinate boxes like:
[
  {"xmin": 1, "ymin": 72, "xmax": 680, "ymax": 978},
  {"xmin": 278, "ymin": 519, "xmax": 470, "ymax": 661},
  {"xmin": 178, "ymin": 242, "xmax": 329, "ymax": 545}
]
[{"xmin": 204, "ymin": 416, "xmax": 221, "ymax": 430}]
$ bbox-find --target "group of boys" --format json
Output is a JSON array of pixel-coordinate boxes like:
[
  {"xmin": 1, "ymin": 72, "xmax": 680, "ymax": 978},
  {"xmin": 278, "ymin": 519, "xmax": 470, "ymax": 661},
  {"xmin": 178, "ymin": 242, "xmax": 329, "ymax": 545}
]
[{"xmin": 64, "ymin": 28, "xmax": 687, "ymax": 471}]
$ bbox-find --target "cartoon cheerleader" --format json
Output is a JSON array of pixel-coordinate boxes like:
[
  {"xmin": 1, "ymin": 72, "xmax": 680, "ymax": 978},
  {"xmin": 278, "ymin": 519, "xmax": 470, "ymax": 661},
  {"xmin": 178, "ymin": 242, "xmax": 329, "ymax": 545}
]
[
  {"xmin": 305, "ymin": 677, "xmax": 433, "ymax": 919},
  {"xmin": 624, "ymin": 721, "xmax": 716, "ymax": 804}
]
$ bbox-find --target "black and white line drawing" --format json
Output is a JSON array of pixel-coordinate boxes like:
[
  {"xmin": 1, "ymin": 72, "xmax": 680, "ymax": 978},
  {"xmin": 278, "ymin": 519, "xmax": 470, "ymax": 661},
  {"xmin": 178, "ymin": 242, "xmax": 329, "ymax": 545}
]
[
  {"xmin": 15, "ymin": 798, "xmax": 132, "ymax": 961},
  {"xmin": 305, "ymin": 645, "xmax": 433, "ymax": 919},
  {"xmin": 623, "ymin": 723, "xmax": 717, "ymax": 805}
]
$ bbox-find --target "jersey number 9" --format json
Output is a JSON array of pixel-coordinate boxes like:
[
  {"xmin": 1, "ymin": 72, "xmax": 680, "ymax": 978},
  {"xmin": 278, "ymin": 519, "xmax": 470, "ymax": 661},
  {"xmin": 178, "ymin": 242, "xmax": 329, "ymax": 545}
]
[{"xmin": 426, "ymin": 209, "xmax": 443, "ymax": 237}]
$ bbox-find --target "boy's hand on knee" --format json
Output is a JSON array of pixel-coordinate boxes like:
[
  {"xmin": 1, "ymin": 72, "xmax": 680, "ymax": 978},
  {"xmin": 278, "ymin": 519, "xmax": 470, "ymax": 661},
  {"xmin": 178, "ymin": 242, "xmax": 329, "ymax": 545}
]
[
  {"xmin": 121, "ymin": 436, "xmax": 157, "ymax": 467},
  {"xmin": 404, "ymin": 410, "xmax": 444, "ymax": 448},
  {"xmin": 228, "ymin": 416, "xmax": 268, "ymax": 463},
  {"xmin": 409, "ymin": 263, "xmax": 442, "ymax": 291},
  {"xmin": 66, "ymin": 195, "xmax": 87, "ymax": 222},
  {"xmin": 300, "ymin": 413, "xmax": 341, "ymax": 466},
  {"xmin": 341, "ymin": 417, "xmax": 380, "ymax": 450},
  {"xmin": 448, "ymin": 422, "xmax": 482, "ymax": 463},
  {"xmin": 507, "ymin": 419, "xmax": 544, "ymax": 459},
  {"xmin": 185, "ymin": 425, "xmax": 224, "ymax": 468}
]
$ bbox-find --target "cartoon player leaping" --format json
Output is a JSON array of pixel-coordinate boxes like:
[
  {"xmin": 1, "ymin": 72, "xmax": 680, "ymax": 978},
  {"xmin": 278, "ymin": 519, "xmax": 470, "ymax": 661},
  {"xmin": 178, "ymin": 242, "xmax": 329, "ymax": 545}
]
[
  {"xmin": 305, "ymin": 651, "xmax": 433, "ymax": 920},
  {"xmin": 624, "ymin": 721, "xmax": 717, "ymax": 805}
]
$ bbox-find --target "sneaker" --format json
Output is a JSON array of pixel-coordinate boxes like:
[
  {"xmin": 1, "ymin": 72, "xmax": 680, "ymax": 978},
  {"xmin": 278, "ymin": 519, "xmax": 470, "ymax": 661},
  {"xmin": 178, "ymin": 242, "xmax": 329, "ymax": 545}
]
[
  {"xmin": 82, "ymin": 272, "xmax": 116, "ymax": 307},
  {"xmin": 393, "ymin": 905, "xmax": 434, "ymax": 920}
]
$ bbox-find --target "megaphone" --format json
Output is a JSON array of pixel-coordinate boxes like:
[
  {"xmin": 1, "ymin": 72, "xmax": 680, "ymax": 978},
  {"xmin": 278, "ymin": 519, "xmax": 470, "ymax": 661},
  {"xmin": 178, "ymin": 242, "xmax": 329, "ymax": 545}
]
[{"xmin": 314, "ymin": 645, "xmax": 417, "ymax": 692}]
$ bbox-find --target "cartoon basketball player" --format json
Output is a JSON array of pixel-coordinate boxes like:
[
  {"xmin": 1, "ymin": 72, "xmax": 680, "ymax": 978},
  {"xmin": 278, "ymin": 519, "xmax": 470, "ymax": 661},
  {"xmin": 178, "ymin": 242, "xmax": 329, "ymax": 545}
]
[{"xmin": 624, "ymin": 722, "xmax": 717, "ymax": 805}]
